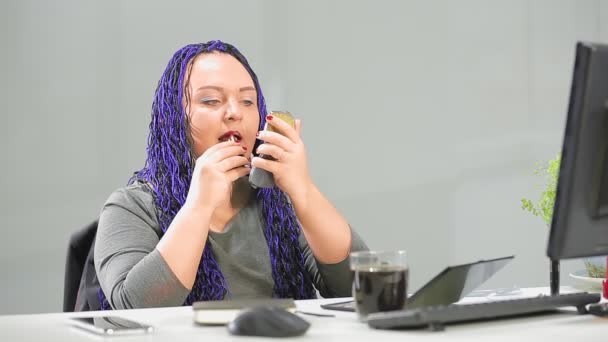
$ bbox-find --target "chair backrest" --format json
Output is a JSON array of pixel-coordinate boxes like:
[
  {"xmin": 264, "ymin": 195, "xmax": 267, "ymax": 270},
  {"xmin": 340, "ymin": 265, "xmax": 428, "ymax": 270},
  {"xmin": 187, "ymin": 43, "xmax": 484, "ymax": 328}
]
[{"xmin": 63, "ymin": 220, "xmax": 99, "ymax": 312}]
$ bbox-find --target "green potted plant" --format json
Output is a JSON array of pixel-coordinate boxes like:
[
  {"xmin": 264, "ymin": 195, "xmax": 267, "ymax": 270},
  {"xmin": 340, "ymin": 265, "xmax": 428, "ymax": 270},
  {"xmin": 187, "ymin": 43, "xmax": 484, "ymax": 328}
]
[
  {"xmin": 521, "ymin": 154, "xmax": 606, "ymax": 291},
  {"xmin": 521, "ymin": 154, "xmax": 561, "ymax": 229}
]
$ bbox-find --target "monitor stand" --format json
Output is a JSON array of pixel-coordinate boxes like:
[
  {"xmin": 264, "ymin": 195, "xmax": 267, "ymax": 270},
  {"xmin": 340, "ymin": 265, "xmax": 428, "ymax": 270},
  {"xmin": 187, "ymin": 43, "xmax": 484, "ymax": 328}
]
[{"xmin": 550, "ymin": 259, "xmax": 560, "ymax": 295}]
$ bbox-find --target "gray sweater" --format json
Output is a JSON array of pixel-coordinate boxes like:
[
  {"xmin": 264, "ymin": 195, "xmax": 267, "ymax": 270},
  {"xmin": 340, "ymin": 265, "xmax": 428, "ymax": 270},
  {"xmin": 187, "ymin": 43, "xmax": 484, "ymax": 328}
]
[{"xmin": 94, "ymin": 183, "xmax": 368, "ymax": 310}]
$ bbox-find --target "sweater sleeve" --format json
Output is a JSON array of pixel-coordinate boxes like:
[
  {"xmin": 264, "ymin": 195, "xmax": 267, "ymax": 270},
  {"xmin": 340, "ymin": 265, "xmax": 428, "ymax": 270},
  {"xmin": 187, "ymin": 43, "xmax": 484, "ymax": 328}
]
[
  {"xmin": 94, "ymin": 185, "xmax": 190, "ymax": 309},
  {"xmin": 300, "ymin": 226, "xmax": 369, "ymax": 298}
]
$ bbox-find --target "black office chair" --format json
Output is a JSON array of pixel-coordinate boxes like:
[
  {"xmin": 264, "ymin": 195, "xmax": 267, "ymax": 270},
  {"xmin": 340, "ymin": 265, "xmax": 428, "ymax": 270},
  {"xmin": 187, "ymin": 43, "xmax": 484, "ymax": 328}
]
[{"xmin": 63, "ymin": 220, "xmax": 103, "ymax": 312}]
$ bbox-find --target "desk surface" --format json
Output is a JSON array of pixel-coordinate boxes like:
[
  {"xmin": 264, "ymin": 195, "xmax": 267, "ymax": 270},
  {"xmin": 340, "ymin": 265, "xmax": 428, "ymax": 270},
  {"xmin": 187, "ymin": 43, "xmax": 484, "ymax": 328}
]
[{"xmin": 1, "ymin": 288, "xmax": 605, "ymax": 341}]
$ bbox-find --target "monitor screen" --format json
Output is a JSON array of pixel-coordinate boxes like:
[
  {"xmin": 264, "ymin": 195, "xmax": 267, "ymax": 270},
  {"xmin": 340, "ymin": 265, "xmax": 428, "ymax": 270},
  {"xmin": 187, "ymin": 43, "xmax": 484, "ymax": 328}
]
[{"xmin": 548, "ymin": 42, "xmax": 608, "ymax": 259}]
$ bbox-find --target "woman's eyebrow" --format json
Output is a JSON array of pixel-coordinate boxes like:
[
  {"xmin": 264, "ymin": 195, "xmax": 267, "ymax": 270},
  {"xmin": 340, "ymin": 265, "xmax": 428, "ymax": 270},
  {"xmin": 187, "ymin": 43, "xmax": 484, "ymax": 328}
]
[
  {"xmin": 195, "ymin": 85, "xmax": 255, "ymax": 92},
  {"xmin": 196, "ymin": 85, "xmax": 223, "ymax": 92}
]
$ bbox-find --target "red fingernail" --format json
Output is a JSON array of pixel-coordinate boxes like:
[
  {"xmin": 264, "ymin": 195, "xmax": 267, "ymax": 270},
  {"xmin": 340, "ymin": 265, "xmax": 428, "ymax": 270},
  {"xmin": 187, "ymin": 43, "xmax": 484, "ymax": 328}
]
[
  {"xmin": 242, "ymin": 146, "xmax": 247, "ymax": 151},
  {"xmin": 266, "ymin": 115, "xmax": 273, "ymax": 120}
]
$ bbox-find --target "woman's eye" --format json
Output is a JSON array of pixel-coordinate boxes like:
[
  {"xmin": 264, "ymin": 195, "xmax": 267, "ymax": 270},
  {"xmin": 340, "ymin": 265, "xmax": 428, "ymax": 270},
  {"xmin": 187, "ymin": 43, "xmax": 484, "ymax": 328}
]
[
  {"xmin": 202, "ymin": 99, "xmax": 220, "ymax": 105},
  {"xmin": 243, "ymin": 100, "xmax": 254, "ymax": 106}
]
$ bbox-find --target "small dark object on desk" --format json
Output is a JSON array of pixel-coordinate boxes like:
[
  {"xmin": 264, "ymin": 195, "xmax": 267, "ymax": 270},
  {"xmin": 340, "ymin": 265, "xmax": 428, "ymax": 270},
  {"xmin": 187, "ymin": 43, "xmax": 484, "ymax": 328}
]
[
  {"xmin": 227, "ymin": 306, "xmax": 310, "ymax": 337},
  {"xmin": 295, "ymin": 310, "xmax": 335, "ymax": 317},
  {"xmin": 588, "ymin": 302, "xmax": 608, "ymax": 317}
]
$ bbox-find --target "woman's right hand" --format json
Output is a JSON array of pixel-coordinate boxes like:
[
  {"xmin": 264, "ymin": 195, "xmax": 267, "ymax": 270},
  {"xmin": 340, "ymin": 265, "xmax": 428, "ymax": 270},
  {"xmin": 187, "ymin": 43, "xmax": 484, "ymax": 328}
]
[{"xmin": 184, "ymin": 141, "xmax": 250, "ymax": 212}]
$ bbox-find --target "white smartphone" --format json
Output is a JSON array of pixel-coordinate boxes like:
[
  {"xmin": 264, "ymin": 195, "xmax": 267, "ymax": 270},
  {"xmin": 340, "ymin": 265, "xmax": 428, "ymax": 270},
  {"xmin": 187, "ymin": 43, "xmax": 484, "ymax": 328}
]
[{"xmin": 68, "ymin": 316, "xmax": 154, "ymax": 336}]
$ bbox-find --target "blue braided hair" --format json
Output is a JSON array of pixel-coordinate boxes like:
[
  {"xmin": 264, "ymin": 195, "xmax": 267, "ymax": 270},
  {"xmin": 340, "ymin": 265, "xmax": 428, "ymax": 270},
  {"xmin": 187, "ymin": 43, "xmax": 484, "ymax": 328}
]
[{"xmin": 99, "ymin": 40, "xmax": 315, "ymax": 310}]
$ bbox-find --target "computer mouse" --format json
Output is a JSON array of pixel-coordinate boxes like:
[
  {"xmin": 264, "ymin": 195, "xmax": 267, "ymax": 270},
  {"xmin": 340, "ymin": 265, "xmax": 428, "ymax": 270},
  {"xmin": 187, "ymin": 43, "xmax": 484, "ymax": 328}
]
[{"xmin": 227, "ymin": 306, "xmax": 310, "ymax": 337}]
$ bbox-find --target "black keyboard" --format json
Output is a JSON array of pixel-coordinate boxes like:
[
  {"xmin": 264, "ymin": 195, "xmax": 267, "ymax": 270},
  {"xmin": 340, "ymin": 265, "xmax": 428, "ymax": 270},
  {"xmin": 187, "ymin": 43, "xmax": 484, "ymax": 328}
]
[{"xmin": 367, "ymin": 292, "xmax": 601, "ymax": 331}]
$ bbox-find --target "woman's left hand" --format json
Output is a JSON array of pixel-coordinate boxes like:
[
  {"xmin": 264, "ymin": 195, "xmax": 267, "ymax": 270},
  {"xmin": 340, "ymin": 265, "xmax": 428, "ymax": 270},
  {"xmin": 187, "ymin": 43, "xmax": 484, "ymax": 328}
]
[{"xmin": 251, "ymin": 115, "xmax": 313, "ymax": 202}]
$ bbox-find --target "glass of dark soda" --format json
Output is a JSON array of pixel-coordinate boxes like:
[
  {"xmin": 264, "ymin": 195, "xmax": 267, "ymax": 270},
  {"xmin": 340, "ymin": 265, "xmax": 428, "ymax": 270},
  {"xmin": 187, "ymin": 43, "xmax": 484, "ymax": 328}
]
[{"xmin": 350, "ymin": 250, "xmax": 408, "ymax": 321}]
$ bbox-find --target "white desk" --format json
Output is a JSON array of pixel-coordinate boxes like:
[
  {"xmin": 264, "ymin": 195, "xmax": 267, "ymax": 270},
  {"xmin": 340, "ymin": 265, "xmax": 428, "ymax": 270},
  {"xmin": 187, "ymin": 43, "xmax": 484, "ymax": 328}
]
[{"xmin": 0, "ymin": 288, "xmax": 605, "ymax": 341}]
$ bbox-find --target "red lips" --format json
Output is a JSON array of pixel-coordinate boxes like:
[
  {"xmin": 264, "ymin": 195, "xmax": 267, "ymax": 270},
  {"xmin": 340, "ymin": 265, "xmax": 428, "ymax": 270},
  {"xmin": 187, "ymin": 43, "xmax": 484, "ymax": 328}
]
[{"xmin": 218, "ymin": 130, "xmax": 242, "ymax": 142}]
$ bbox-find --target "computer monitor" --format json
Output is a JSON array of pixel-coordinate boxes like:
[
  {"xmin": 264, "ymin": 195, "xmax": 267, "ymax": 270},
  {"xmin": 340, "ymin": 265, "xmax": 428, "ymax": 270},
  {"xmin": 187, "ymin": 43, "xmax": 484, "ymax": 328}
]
[{"xmin": 548, "ymin": 42, "xmax": 608, "ymax": 260}]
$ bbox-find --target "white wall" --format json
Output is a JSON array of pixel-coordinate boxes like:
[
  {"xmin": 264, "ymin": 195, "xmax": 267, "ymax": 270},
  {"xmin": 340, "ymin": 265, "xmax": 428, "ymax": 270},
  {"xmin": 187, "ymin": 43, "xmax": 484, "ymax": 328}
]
[
  {"xmin": 1, "ymin": 0, "xmax": 607, "ymax": 314},
  {"xmin": 281, "ymin": 0, "xmax": 608, "ymax": 292}
]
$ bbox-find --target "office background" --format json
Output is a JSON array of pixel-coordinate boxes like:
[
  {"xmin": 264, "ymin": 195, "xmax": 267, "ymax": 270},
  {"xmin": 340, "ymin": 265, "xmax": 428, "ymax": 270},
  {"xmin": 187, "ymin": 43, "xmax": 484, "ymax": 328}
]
[{"xmin": 1, "ymin": 0, "xmax": 607, "ymax": 315}]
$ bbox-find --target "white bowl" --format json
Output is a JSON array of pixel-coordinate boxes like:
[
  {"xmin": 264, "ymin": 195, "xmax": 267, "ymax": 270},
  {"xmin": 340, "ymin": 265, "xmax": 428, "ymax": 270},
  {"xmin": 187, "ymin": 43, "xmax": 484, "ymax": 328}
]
[{"xmin": 569, "ymin": 270, "xmax": 605, "ymax": 292}]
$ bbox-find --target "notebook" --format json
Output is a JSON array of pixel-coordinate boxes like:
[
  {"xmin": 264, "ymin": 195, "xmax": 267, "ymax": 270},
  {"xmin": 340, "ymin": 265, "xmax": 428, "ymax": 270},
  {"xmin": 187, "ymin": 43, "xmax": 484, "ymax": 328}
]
[
  {"xmin": 321, "ymin": 255, "xmax": 514, "ymax": 312},
  {"xmin": 192, "ymin": 298, "xmax": 296, "ymax": 325}
]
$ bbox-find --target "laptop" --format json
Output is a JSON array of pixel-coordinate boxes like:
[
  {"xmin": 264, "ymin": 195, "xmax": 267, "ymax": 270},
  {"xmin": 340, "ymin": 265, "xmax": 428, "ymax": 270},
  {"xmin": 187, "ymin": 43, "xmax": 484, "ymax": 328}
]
[{"xmin": 321, "ymin": 255, "xmax": 514, "ymax": 312}]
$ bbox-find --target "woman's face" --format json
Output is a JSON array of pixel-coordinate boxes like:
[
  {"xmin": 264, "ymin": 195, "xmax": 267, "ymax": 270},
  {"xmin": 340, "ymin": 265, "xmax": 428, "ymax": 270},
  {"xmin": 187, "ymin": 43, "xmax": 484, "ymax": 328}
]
[{"xmin": 185, "ymin": 52, "xmax": 260, "ymax": 158}]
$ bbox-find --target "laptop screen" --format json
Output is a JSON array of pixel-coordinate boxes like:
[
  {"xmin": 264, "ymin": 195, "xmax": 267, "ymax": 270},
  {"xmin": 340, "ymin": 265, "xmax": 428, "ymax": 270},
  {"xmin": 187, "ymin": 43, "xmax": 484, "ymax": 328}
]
[
  {"xmin": 321, "ymin": 255, "xmax": 514, "ymax": 312},
  {"xmin": 407, "ymin": 256, "xmax": 514, "ymax": 308}
]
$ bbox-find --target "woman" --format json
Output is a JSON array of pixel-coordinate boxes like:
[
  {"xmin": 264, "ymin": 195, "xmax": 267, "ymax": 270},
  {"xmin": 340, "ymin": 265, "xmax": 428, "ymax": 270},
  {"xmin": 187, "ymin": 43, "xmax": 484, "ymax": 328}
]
[{"xmin": 94, "ymin": 40, "xmax": 368, "ymax": 309}]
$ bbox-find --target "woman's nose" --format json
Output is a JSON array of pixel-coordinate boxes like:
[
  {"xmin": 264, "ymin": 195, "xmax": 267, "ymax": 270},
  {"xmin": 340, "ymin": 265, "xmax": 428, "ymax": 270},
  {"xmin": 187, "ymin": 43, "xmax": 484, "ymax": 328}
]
[{"xmin": 225, "ymin": 99, "xmax": 243, "ymax": 121}]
